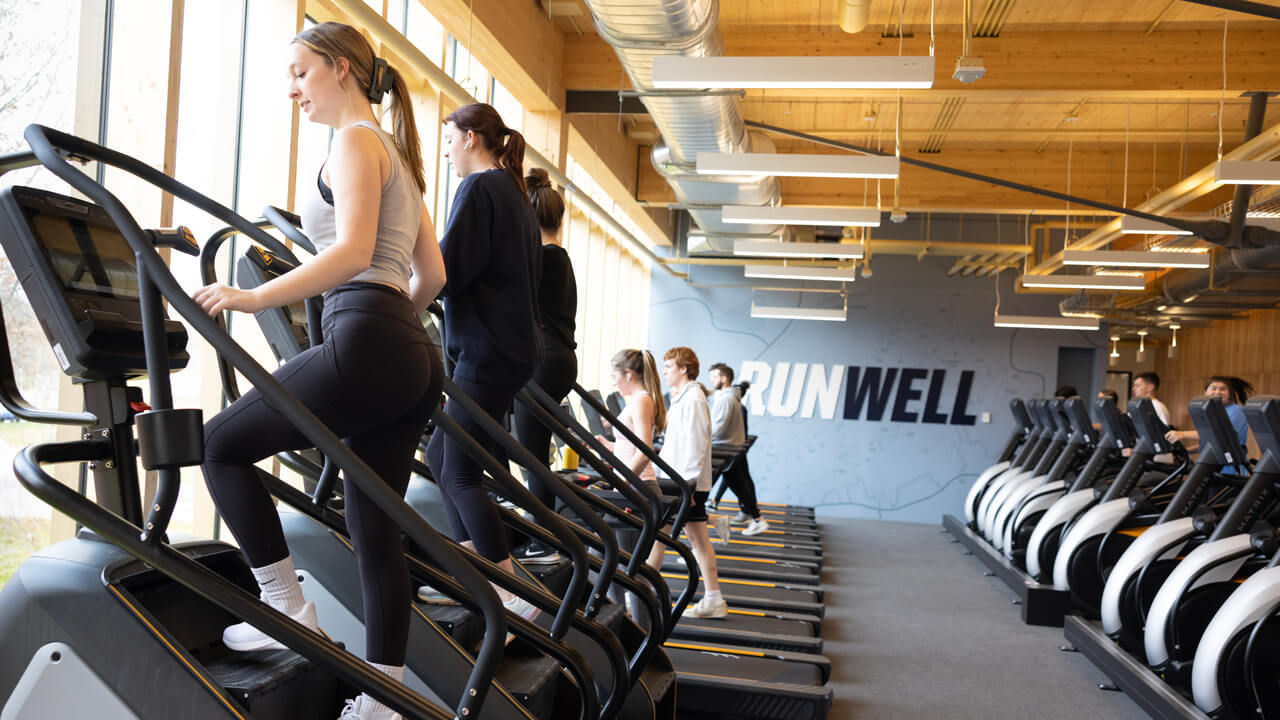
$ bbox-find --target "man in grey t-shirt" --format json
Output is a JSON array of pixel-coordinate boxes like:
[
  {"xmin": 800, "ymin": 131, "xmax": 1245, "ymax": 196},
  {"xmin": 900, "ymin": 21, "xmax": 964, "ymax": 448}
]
[{"xmin": 709, "ymin": 363, "xmax": 769, "ymax": 536}]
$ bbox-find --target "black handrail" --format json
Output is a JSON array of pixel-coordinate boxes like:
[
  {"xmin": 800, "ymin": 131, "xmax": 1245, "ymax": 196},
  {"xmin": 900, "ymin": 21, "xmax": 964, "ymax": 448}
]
[
  {"xmin": 439, "ymin": 377, "xmax": 619, "ymax": 626},
  {"xmin": 23, "ymin": 123, "xmax": 504, "ymax": 720},
  {"xmin": 13, "ymin": 441, "xmax": 451, "ymax": 720},
  {"xmin": 428, "ymin": 407, "xmax": 590, "ymax": 635},
  {"xmin": 0, "ymin": 303, "xmax": 97, "ymax": 426},
  {"xmin": 571, "ymin": 382, "xmax": 694, "ymax": 536},
  {"xmin": 519, "ymin": 382, "xmax": 660, "ymax": 574}
]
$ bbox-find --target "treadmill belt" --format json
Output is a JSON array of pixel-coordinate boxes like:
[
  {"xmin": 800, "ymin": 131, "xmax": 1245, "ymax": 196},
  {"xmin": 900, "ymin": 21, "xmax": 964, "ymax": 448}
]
[
  {"xmin": 664, "ymin": 554, "xmax": 817, "ymax": 576},
  {"xmin": 664, "ymin": 575, "xmax": 819, "ymax": 604},
  {"xmin": 677, "ymin": 611, "xmax": 814, "ymax": 637}
]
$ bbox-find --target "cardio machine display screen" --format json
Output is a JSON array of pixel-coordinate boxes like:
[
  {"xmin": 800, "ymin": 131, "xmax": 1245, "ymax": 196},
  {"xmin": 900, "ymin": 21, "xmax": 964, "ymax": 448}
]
[{"xmin": 28, "ymin": 208, "xmax": 140, "ymax": 301}]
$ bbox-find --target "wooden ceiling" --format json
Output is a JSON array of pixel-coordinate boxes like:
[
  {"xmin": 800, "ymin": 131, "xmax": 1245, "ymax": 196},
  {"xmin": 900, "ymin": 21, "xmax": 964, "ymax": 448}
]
[{"xmin": 551, "ymin": 0, "xmax": 1280, "ymax": 215}]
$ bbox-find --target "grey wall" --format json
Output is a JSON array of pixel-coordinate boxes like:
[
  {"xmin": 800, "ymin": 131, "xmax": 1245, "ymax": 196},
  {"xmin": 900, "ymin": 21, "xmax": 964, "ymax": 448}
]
[{"xmin": 646, "ymin": 223, "xmax": 1108, "ymax": 523}]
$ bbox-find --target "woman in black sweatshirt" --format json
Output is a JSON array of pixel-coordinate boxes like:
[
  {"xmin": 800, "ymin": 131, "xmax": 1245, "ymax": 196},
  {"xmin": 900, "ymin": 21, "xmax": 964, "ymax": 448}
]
[
  {"xmin": 512, "ymin": 167, "xmax": 577, "ymax": 565},
  {"xmin": 420, "ymin": 103, "xmax": 542, "ymax": 622}
]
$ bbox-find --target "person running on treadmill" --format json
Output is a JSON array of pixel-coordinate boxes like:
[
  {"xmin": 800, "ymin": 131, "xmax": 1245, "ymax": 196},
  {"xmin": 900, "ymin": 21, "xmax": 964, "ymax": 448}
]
[
  {"xmin": 417, "ymin": 103, "xmax": 542, "ymax": 625},
  {"xmin": 707, "ymin": 363, "xmax": 769, "ymax": 537},
  {"xmin": 511, "ymin": 167, "xmax": 577, "ymax": 566},
  {"xmin": 1165, "ymin": 376, "xmax": 1254, "ymax": 474},
  {"xmin": 195, "ymin": 23, "xmax": 443, "ymax": 720},
  {"xmin": 657, "ymin": 347, "xmax": 730, "ymax": 619},
  {"xmin": 1133, "ymin": 371, "xmax": 1175, "ymax": 464}
]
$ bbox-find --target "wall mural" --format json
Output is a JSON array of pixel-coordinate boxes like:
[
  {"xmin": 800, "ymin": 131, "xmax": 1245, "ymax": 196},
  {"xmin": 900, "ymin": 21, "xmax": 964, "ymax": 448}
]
[{"xmin": 644, "ymin": 255, "xmax": 1106, "ymax": 524}]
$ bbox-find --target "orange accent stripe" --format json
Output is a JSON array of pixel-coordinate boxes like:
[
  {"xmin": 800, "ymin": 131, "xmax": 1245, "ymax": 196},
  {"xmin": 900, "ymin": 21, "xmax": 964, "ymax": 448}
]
[
  {"xmin": 108, "ymin": 585, "xmax": 247, "ymax": 719},
  {"xmin": 664, "ymin": 641, "xmax": 764, "ymax": 658},
  {"xmin": 659, "ymin": 573, "xmax": 776, "ymax": 588},
  {"xmin": 1116, "ymin": 526, "xmax": 1151, "ymax": 538},
  {"xmin": 664, "ymin": 551, "xmax": 783, "ymax": 566}
]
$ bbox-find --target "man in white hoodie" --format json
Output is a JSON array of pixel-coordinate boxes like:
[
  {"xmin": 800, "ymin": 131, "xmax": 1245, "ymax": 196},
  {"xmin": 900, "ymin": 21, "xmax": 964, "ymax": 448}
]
[
  {"xmin": 708, "ymin": 363, "xmax": 769, "ymax": 536},
  {"xmin": 658, "ymin": 346, "xmax": 728, "ymax": 619}
]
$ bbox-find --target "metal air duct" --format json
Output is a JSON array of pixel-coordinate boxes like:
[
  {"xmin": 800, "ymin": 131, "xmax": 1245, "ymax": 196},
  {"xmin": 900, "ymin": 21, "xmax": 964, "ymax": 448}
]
[{"xmin": 583, "ymin": 0, "xmax": 782, "ymax": 252}]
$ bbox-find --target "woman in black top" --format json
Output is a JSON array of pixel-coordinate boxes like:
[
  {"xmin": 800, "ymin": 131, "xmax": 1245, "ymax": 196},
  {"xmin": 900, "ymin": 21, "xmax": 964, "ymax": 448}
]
[
  {"xmin": 419, "ymin": 103, "xmax": 542, "ymax": 621},
  {"xmin": 512, "ymin": 167, "xmax": 577, "ymax": 565}
]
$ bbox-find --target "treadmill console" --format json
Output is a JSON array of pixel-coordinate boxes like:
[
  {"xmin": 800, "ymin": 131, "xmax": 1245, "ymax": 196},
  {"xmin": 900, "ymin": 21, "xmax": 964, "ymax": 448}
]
[
  {"xmin": 1187, "ymin": 396, "xmax": 1243, "ymax": 467},
  {"xmin": 0, "ymin": 186, "xmax": 188, "ymax": 379},
  {"xmin": 1047, "ymin": 398, "xmax": 1071, "ymax": 441},
  {"xmin": 1245, "ymin": 396, "xmax": 1280, "ymax": 475},
  {"xmin": 1010, "ymin": 398, "xmax": 1033, "ymax": 434}
]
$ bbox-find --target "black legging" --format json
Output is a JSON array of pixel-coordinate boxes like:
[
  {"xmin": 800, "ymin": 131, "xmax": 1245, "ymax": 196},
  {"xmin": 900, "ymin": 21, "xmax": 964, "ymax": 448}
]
[
  {"xmin": 426, "ymin": 375, "xmax": 527, "ymax": 562},
  {"xmin": 202, "ymin": 284, "xmax": 442, "ymax": 665},
  {"xmin": 513, "ymin": 338, "xmax": 577, "ymax": 508},
  {"xmin": 713, "ymin": 451, "xmax": 760, "ymax": 519}
]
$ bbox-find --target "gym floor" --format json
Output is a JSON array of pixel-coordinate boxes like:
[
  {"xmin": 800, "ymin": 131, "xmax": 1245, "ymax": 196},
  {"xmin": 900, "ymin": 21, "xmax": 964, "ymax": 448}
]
[{"xmin": 819, "ymin": 518, "xmax": 1146, "ymax": 719}]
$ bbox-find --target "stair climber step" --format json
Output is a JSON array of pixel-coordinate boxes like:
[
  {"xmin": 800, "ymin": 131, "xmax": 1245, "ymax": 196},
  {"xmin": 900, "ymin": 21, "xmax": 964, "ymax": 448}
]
[{"xmin": 205, "ymin": 647, "xmax": 348, "ymax": 719}]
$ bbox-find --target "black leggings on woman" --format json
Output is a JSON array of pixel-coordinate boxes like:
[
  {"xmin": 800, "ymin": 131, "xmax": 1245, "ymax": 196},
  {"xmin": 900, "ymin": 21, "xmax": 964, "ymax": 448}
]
[
  {"xmin": 512, "ymin": 338, "xmax": 577, "ymax": 508},
  {"xmin": 426, "ymin": 374, "xmax": 527, "ymax": 562},
  {"xmin": 202, "ymin": 284, "xmax": 442, "ymax": 665}
]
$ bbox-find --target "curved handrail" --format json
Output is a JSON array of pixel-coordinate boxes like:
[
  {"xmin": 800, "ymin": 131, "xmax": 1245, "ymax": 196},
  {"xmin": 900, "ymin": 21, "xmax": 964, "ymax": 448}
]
[{"xmin": 24, "ymin": 123, "xmax": 503, "ymax": 720}]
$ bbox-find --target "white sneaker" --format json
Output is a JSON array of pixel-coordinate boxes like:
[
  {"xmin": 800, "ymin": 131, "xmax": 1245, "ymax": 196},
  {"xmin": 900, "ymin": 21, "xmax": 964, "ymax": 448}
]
[
  {"xmin": 338, "ymin": 694, "xmax": 402, "ymax": 720},
  {"xmin": 416, "ymin": 584, "xmax": 460, "ymax": 605},
  {"xmin": 742, "ymin": 518, "xmax": 770, "ymax": 536},
  {"xmin": 686, "ymin": 595, "xmax": 728, "ymax": 619},
  {"xmin": 731, "ymin": 512, "xmax": 751, "ymax": 524},
  {"xmin": 504, "ymin": 594, "xmax": 541, "ymax": 623},
  {"xmin": 222, "ymin": 600, "xmax": 320, "ymax": 652},
  {"xmin": 714, "ymin": 514, "xmax": 732, "ymax": 544}
]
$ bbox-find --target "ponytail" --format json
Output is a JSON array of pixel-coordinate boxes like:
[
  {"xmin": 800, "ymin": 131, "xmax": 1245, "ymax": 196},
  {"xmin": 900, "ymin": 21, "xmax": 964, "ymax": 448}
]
[
  {"xmin": 640, "ymin": 351, "xmax": 667, "ymax": 434},
  {"xmin": 293, "ymin": 23, "xmax": 426, "ymax": 194},
  {"xmin": 611, "ymin": 348, "xmax": 667, "ymax": 433},
  {"xmin": 498, "ymin": 128, "xmax": 528, "ymax": 202},
  {"xmin": 444, "ymin": 102, "xmax": 527, "ymax": 201},
  {"xmin": 386, "ymin": 67, "xmax": 426, "ymax": 194}
]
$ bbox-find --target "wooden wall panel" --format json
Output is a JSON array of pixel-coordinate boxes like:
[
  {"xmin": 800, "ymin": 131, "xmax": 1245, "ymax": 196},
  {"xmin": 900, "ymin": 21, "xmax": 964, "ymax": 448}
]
[{"xmin": 1154, "ymin": 308, "xmax": 1280, "ymax": 457}]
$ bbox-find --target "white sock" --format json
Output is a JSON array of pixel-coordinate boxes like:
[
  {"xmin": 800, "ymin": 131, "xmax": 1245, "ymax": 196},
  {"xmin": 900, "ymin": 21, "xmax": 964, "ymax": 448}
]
[
  {"xmin": 703, "ymin": 590, "xmax": 723, "ymax": 605},
  {"xmin": 358, "ymin": 662, "xmax": 406, "ymax": 715},
  {"xmin": 250, "ymin": 556, "xmax": 306, "ymax": 615}
]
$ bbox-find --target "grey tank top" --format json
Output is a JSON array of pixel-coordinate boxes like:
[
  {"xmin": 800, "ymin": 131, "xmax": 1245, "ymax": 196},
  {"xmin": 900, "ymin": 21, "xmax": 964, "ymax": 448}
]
[{"xmin": 298, "ymin": 121, "xmax": 420, "ymax": 295}]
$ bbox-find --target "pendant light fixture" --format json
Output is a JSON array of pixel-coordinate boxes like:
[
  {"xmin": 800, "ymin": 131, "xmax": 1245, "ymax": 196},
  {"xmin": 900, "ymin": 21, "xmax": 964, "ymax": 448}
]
[
  {"xmin": 1109, "ymin": 335, "xmax": 1120, "ymax": 367},
  {"xmin": 1136, "ymin": 329, "xmax": 1148, "ymax": 362},
  {"xmin": 1168, "ymin": 324, "xmax": 1180, "ymax": 359}
]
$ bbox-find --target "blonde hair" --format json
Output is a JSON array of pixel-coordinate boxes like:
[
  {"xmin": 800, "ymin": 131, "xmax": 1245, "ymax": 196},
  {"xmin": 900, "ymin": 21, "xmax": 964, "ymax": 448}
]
[
  {"xmin": 292, "ymin": 23, "xmax": 426, "ymax": 194},
  {"xmin": 611, "ymin": 349, "xmax": 666, "ymax": 433}
]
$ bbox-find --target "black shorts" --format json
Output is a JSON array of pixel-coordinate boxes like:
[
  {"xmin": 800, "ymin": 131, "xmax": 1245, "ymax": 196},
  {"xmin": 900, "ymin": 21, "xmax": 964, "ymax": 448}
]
[{"xmin": 685, "ymin": 490, "xmax": 711, "ymax": 523}]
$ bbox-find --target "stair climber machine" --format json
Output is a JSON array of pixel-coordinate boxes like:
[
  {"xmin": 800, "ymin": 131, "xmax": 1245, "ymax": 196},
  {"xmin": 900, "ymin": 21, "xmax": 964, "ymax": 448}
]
[
  {"xmin": 1000, "ymin": 397, "xmax": 1101, "ymax": 566},
  {"xmin": 571, "ymin": 389, "xmax": 825, "ymax": 614},
  {"xmin": 971, "ymin": 399, "xmax": 1055, "ymax": 540},
  {"xmin": 1025, "ymin": 396, "xmax": 1138, "ymax": 583},
  {"xmin": 1052, "ymin": 398, "xmax": 1193, "ymax": 616},
  {"xmin": 234, "ymin": 221, "xmax": 827, "ymax": 719},
  {"xmin": 962, "ymin": 398, "xmax": 1035, "ymax": 527},
  {"xmin": 520, "ymin": 384, "xmax": 834, "ymax": 719},
  {"xmin": 0, "ymin": 126, "xmax": 531, "ymax": 719},
  {"xmin": 224, "ymin": 220, "xmax": 678, "ymax": 720},
  {"xmin": 1063, "ymin": 396, "xmax": 1267, "ymax": 720}
]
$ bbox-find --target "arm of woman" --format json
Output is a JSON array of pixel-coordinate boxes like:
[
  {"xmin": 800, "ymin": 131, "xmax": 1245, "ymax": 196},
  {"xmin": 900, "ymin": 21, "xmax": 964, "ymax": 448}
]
[
  {"xmin": 194, "ymin": 127, "xmax": 383, "ymax": 316},
  {"xmin": 626, "ymin": 394, "xmax": 655, "ymax": 478},
  {"xmin": 408, "ymin": 201, "xmax": 446, "ymax": 313}
]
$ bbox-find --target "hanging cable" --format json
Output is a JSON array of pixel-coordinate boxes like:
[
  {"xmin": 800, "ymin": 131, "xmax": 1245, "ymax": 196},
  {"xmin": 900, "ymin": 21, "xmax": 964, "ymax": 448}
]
[
  {"xmin": 1065, "ymin": 139, "xmax": 1073, "ymax": 250},
  {"xmin": 1123, "ymin": 102, "xmax": 1131, "ymax": 210},
  {"xmin": 1218, "ymin": 12, "xmax": 1228, "ymax": 162},
  {"xmin": 930, "ymin": 0, "xmax": 936, "ymax": 56}
]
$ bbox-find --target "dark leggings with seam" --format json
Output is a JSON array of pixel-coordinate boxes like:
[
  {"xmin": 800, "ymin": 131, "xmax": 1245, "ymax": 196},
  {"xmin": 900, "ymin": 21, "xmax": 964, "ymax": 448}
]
[
  {"xmin": 512, "ymin": 338, "xmax": 577, "ymax": 509},
  {"xmin": 202, "ymin": 284, "xmax": 442, "ymax": 665},
  {"xmin": 426, "ymin": 375, "xmax": 526, "ymax": 562},
  {"xmin": 713, "ymin": 452, "xmax": 761, "ymax": 518}
]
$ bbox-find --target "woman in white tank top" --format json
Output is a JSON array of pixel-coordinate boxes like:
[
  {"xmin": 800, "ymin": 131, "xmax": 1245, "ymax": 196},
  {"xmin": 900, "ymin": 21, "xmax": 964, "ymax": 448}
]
[{"xmin": 595, "ymin": 350, "xmax": 666, "ymax": 496}]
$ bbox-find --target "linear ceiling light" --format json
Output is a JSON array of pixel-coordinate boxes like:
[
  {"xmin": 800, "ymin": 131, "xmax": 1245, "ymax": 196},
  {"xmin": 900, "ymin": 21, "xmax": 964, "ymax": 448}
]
[
  {"xmin": 1062, "ymin": 250, "xmax": 1211, "ymax": 269},
  {"xmin": 723, "ymin": 205, "xmax": 881, "ymax": 227},
  {"xmin": 1018, "ymin": 274, "xmax": 1146, "ymax": 291},
  {"xmin": 651, "ymin": 55, "xmax": 935, "ymax": 90},
  {"xmin": 743, "ymin": 264, "xmax": 858, "ymax": 282},
  {"xmin": 751, "ymin": 302, "xmax": 847, "ymax": 322},
  {"xmin": 733, "ymin": 239, "xmax": 865, "ymax": 259},
  {"xmin": 1214, "ymin": 161, "xmax": 1280, "ymax": 185},
  {"xmin": 994, "ymin": 313, "xmax": 1100, "ymax": 331},
  {"xmin": 1118, "ymin": 215, "xmax": 1194, "ymax": 235},
  {"xmin": 696, "ymin": 152, "xmax": 900, "ymax": 179}
]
